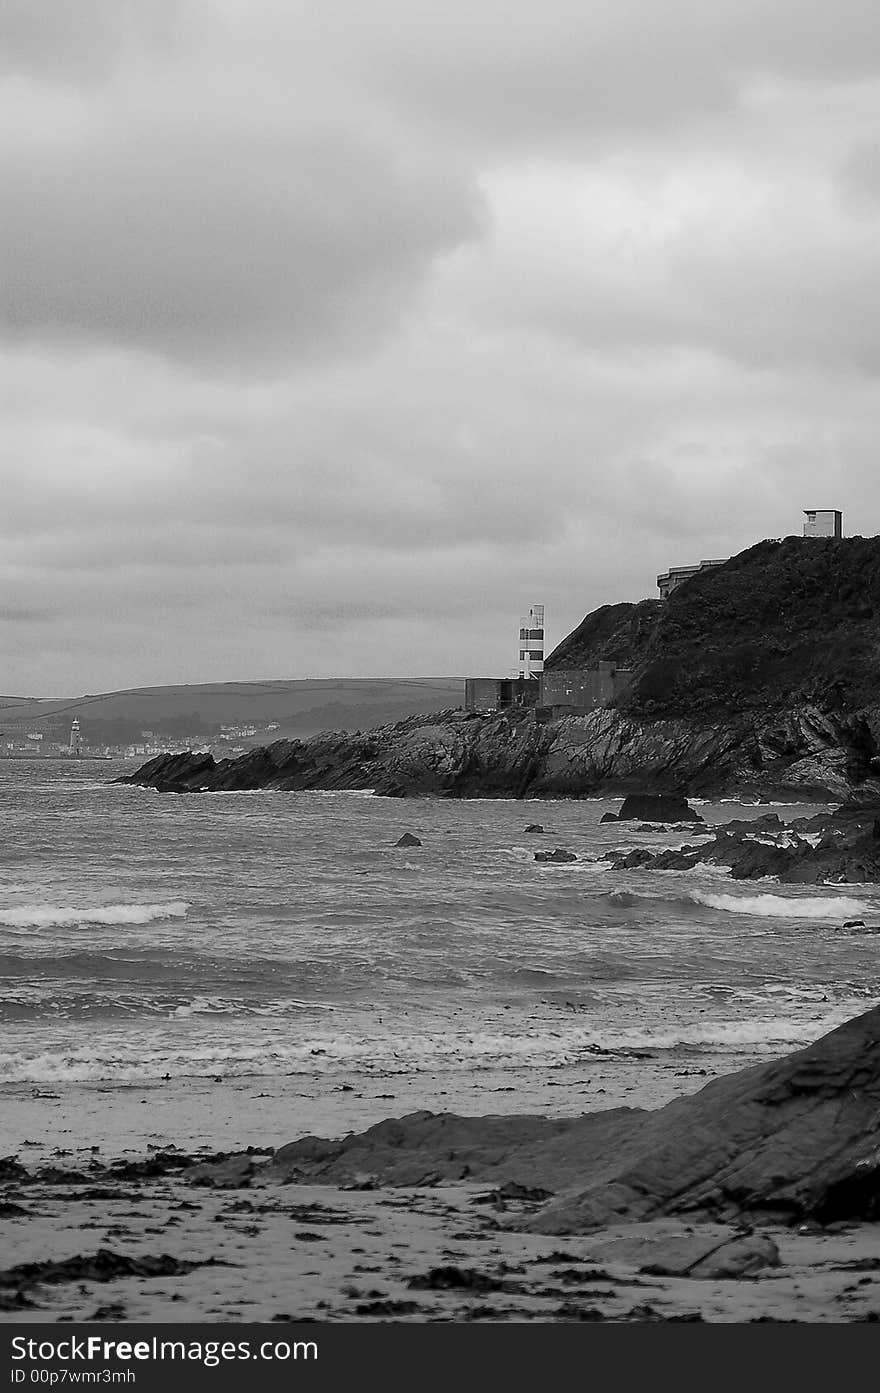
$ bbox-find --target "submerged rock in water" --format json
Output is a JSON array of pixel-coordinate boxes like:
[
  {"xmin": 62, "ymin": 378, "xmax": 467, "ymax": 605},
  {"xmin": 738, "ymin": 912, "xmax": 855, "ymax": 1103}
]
[
  {"xmin": 396, "ymin": 832, "xmax": 422, "ymax": 847},
  {"xmin": 524, "ymin": 824, "xmax": 545, "ymax": 833},
  {"xmin": 534, "ymin": 848, "xmax": 577, "ymax": 863},
  {"xmin": 605, "ymin": 801, "xmax": 880, "ymax": 885},
  {"xmin": 615, "ymin": 794, "xmax": 703, "ymax": 823}
]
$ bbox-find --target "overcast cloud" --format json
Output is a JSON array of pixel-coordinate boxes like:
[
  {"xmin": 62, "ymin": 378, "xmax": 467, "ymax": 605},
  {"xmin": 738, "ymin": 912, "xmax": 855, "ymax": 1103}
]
[{"xmin": 3, "ymin": 0, "xmax": 880, "ymax": 693}]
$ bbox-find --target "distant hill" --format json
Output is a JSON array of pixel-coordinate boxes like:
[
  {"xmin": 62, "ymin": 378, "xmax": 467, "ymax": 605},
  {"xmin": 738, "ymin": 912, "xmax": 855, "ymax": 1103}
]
[{"xmin": 0, "ymin": 678, "xmax": 464, "ymax": 742}]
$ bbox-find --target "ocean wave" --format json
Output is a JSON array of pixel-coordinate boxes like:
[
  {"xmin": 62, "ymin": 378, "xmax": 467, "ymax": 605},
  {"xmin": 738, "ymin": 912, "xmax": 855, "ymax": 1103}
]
[
  {"xmin": 688, "ymin": 891, "xmax": 870, "ymax": 920},
  {"xmin": 3, "ymin": 1002, "xmax": 872, "ymax": 1083},
  {"xmin": 0, "ymin": 901, "xmax": 190, "ymax": 930}
]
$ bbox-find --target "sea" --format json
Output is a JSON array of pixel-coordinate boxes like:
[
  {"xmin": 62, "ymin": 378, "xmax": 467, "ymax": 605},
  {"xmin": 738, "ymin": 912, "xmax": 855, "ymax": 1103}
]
[{"xmin": 2, "ymin": 758, "xmax": 879, "ymax": 1152}]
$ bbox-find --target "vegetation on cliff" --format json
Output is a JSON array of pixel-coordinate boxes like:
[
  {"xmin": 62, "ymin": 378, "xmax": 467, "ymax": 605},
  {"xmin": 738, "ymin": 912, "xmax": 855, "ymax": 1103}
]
[
  {"xmin": 614, "ymin": 536, "xmax": 880, "ymax": 719},
  {"xmin": 544, "ymin": 598, "xmax": 661, "ymax": 672}
]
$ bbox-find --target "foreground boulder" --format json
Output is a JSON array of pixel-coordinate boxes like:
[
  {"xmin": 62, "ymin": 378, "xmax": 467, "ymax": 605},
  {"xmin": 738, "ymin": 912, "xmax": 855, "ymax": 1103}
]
[{"xmin": 269, "ymin": 1005, "xmax": 880, "ymax": 1233}]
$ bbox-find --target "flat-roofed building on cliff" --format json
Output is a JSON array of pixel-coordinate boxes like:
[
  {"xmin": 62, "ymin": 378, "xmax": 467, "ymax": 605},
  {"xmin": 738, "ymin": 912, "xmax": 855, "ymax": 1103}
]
[
  {"xmin": 803, "ymin": 509, "xmax": 842, "ymax": 538},
  {"xmin": 538, "ymin": 662, "xmax": 632, "ymax": 716},
  {"xmin": 465, "ymin": 664, "xmax": 631, "ymax": 715},
  {"xmin": 464, "ymin": 676, "xmax": 541, "ymax": 713},
  {"xmin": 657, "ymin": 558, "xmax": 727, "ymax": 600}
]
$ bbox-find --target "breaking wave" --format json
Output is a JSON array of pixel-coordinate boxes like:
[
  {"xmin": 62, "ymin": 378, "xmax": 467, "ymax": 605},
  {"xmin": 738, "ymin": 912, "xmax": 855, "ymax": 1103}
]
[
  {"xmin": 0, "ymin": 901, "xmax": 190, "ymax": 931},
  {"xmin": 1, "ymin": 1003, "xmax": 870, "ymax": 1083},
  {"xmin": 688, "ymin": 891, "xmax": 870, "ymax": 920}
]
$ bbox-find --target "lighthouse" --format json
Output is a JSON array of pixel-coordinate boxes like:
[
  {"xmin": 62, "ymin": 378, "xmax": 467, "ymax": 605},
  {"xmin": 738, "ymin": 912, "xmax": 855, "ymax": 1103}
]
[
  {"xmin": 69, "ymin": 719, "xmax": 82, "ymax": 757},
  {"xmin": 518, "ymin": 604, "xmax": 545, "ymax": 680}
]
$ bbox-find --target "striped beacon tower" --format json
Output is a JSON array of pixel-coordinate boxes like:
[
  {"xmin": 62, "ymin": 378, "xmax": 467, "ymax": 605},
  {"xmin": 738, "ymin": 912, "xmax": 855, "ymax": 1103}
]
[{"xmin": 518, "ymin": 604, "xmax": 545, "ymax": 681}]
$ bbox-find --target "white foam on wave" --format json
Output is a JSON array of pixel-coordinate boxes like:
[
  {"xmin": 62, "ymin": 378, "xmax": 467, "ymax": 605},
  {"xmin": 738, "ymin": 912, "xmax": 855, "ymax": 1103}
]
[
  {"xmin": 0, "ymin": 901, "xmax": 189, "ymax": 930},
  {"xmin": 5, "ymin": 1001, "xmax": 872, "ymax": 1084},
  {"xmin": 689, "ymin": 891, "xmax": 870, "ymax": 920}
]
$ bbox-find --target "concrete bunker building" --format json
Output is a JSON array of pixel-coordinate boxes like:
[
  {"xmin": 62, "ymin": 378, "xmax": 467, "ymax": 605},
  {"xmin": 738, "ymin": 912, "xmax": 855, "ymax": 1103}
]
[{"xmin": 803, "ymin": 509, "xmax": 842, "ymax": 538}]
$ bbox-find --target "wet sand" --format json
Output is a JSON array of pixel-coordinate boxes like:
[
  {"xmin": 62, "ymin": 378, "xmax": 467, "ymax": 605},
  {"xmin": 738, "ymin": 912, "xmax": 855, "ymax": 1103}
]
[{"xmin": 0, "ymin": 1051, "xmax": 760, "ymax": 1161}]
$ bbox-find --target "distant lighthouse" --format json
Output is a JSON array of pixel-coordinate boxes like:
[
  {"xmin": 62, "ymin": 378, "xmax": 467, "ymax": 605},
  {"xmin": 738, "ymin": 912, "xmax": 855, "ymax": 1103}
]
[
  {"xmin": 69, "ymin": 718, "xmax": 82, "ymax": 756},
  {"xmin": 518, "ymin": 604, "xmax": 545, "ymax": 680}
]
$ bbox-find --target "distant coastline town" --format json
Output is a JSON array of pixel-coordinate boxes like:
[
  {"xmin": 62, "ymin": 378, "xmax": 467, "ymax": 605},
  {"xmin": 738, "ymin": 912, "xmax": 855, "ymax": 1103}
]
[{"xmin": 0, "ymin": 716, "xmax": 282, "ymax": 763}]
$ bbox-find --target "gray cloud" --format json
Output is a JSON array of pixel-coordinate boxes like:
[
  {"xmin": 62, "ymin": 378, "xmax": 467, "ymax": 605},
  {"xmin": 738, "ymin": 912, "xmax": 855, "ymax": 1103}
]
[
  {"xmin": 3, "ymin": 1, "xmax": 880, "ymax": 692},
  {"xmin": 1, "ymin": 105, "xmax": 482, "ymax": 362}
]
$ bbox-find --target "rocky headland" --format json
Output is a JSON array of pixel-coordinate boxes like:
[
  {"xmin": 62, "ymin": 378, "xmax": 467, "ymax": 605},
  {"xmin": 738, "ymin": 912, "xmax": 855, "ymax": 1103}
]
[
  {"xmin": 119, "ymin": 536, "xmax": 880, "ymax": 804},
  {"xmin": 117, "ymin": 699, "xmax": 879, "ymax": 803}
]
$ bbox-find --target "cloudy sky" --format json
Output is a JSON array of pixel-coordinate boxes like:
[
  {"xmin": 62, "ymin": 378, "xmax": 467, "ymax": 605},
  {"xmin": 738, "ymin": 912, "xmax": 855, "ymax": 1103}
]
[{"xmin": 4, "ymin": 0, "xmax": 880, "ymax": 693}]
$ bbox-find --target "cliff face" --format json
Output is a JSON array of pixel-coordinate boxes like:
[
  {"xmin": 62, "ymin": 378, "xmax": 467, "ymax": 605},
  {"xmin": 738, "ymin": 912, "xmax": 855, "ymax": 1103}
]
[{"xmin": 118, "ymin": 699, "xmax": 880, "ymax": 801}]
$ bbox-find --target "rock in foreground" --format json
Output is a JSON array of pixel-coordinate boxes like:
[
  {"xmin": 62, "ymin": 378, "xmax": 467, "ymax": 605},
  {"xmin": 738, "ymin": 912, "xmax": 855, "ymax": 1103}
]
[{"xmin": 270, "ymin": 1005, "xmax": 880, "ymax": 1233}]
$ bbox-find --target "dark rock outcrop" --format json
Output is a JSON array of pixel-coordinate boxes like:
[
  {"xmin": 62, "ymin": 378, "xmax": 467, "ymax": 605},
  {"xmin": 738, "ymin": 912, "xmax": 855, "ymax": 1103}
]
[
  {"xmin": 117, "ymin": 700, "xmax": 880, "ymax": 802},
  {"xmin": 396, "ymin": 833, "xmax": 422, "ymax": 847},
  {"xmin": 268, "ymin": 1004, "xmax": 880, "ymax": 1233},
  {"xmin": 606, "ymin": 801, "xmax": 880, "ymax": 884},
  {"xmin": 534, "ymin": 848, "xmax": 577, "ymax": 863}
]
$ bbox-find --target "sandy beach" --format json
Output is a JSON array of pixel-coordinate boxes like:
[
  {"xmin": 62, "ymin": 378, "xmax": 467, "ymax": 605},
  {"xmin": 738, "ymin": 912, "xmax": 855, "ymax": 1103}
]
[
  {"xmin": 3, "ymin": 1150, "xmax": 879, "ymax": 1324},
  {"xmin": 3, "ymin": 1017, "xmax": 879, "ymax": 1325}
]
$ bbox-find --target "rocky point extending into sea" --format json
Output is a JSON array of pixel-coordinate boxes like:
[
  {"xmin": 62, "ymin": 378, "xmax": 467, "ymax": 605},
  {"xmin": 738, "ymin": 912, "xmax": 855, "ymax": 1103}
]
[{"xmin": 120, "ymin": 537, "xmax": 880, "ymax": 807}]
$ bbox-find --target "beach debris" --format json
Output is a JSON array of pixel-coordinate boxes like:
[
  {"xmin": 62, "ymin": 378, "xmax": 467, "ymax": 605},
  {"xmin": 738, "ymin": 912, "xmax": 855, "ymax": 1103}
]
[
  {"xmin": 0, "ymin": 1249, "xmax": 231, "ymax": 1290},
  {"xmin": 0, "ymin": 1156, "xmax": 28, "ymax": 1183},
  {"xmin": 408, "ymin": 1266, "xmax": 523, "ymax": 1294},
  {"xmin": 89, "ymin": 1302, "xmax": 127, "ymax": 1321},
  {"xmin": 354, "ymin": 1298, "xmax": 422, "ymax": 1316}
]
